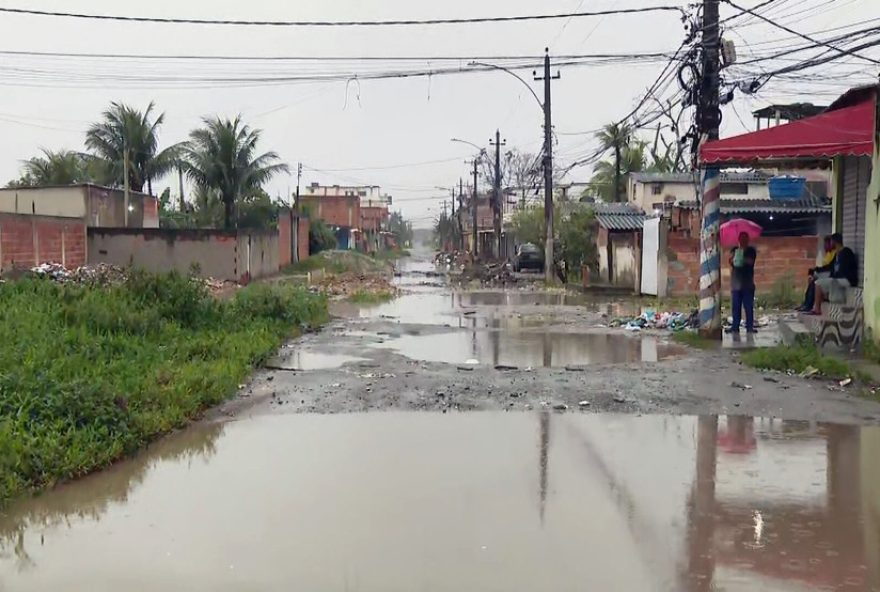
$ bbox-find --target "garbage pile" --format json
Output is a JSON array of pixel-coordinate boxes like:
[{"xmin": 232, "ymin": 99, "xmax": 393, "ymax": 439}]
[
  {"xmin": 610, "ymin": 309, "xmax": 700, "ymax": 332},
  {"xmin": 28, "ymin": 262, "xmax": 128, "ymax": 286},
  {"xmin": 433, "ymin": 250, "xmax": 471, "ymax": 271},
  {"xmin": 476, "ymin": 261, "xmax": 515, "ymax": 286},
  {"xmin": 312, "ymin": 272, "xmax": 397, "ymax": 299}
]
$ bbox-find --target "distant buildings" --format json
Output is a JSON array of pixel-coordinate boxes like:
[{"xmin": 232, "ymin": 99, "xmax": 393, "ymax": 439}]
[{"xmin": 299, "ymin": 183, "xmax": 392, "ymax": 252}]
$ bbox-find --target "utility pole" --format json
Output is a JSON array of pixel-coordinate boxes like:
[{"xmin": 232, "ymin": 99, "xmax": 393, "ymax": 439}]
[
  {"xmin": 459, "ymin": 177, "xmax": 465, "ymax": 251},
  {"xmin": 490, "ymin": 129, "xmax": 507, "ymax": 259},
  {"xmin": 470, "ymin": 157, "xmax": 480, "ymax": 259},
  {"xmin": 123, "ymin": 141, "xmax": 131, "ymax": 227},
  {"xmin": 614, "ymin": 134, "xmax": 622, "ymax": 202},
  {"xmin": 293, "ymin": 162, "xmax": 302, "ymax": 262},
  {"xmin": 534, "ymin": 48, "xmax": 560, "ymax": 283},
  {"xmin": 450, "ymin": 187, "xmax": 457, "ymax": 249},
  {"xmin": 697, "ymin": 0, "xmax": 723, "ymax": 339}
]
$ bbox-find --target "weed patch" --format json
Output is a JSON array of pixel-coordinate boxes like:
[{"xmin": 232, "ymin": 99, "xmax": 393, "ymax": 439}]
[
  {"xmin": 740, "ymin": 344, "xmax": 852, "ymax": 379},
  {"xmin": 672, "ymin": 330, "xmax": 717, "ymax": 349},
  {"xmin": 0, "ymin": 272, "xmax": 326, "ymax": 507}
]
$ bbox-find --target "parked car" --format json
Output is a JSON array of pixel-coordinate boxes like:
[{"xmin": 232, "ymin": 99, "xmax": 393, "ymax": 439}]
[{"xmin": 513, "ymin": 243, "xmax": 544, "ymax": 273}]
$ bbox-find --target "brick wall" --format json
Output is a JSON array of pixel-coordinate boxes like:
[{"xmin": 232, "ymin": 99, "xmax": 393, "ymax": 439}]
[
  {"xmin": 300, "ymin": 195, "xmax": 360, "ymax": 229},
  {"xmin": 278, "ymin": 212, "xmax": 292, "ymax": 267},
  {"xmin": 665, "ymin": 233, "xmax": 819, "ymax": 296},
  {"xmin": 0, "ymin": 213, "xmax": 86, "ymax": 271},
  {"xmin": 297, "ymin": 217, "xmax": 309, "ymax": 261}
]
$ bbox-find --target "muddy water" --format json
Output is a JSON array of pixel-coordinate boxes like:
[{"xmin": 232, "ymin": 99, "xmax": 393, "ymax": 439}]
[
  {"xmin": 2, "ymin": 414, "xmax": 878, "ymax": 591},
  {"xmin": 372, "ymin": 330, "xmax": 685, "ymax": 367}
]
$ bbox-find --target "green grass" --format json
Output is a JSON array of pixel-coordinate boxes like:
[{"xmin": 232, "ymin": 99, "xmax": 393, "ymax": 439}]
[
  {"xmin": 672, "ymin": 330, "xmax": 717, "ymax": 349},
  {"xmin": 347, "ymin": 290, "xmax": 396, "ymax": 304},
  {"xmin": 740, "ymin": 344, "xmax": 852, "ymax": 379},
  {"xmin": 0, "ymin": 272, "xmax": 327, "ymax": 508},
  {"xmin": 370, "ymin": 248, "xmax": 411, "ymax": 261}
]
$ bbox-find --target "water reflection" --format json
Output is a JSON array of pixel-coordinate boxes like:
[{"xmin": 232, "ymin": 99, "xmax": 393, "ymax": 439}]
[
  {"xmin": 372, "ymin": 329, "xmax": 685, "ymax": 367},
  {"xmin": 1, "ymin": 415, "xmax": 877, "ymax": 591}
]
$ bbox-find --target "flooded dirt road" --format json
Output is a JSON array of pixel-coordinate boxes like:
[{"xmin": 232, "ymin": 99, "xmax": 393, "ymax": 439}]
[
  {"xmin": 3, "ymin": 251, "xmax": 880, "ymax": 590},
  {"xmin": 2, "ymin": 413, "xmax": 878, "ymax": 591}
]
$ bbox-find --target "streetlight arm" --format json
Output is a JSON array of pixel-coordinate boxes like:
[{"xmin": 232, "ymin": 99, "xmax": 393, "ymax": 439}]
[{"xmin": 468, "ymin": 61, "xmax": 543, "ymax": 110}]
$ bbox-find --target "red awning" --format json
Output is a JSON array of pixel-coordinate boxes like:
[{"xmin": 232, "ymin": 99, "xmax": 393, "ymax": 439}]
[{"xmin": 700, "ymin": 96, "xmax": 875, "ymax": 165}]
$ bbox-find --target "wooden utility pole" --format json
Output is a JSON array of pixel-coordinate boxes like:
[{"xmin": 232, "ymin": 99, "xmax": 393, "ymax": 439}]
[
  {"xmin": 534, "ymin": 49, "xmax": 560, "ymax": 282},
  {"xmin": 471, "ymin": 158, "xmax": 480, "ymax": 259},
  {"xmin": 293, "ymin": 162, "xmax": 302, "ymax": 262},
  {"xmin": 697, "ymin": 0, "xmax": 723, "ymax": 339}
]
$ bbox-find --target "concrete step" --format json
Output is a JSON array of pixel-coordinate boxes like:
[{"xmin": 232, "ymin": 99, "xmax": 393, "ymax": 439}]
[{"xmin": 778, "ymin": 317, "xmax": 815, "ymax": 347}]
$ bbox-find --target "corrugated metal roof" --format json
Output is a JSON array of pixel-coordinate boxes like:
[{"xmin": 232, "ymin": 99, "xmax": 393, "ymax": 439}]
[
  {"xmin": 677, "ymin": 197, "xmax": 831, "ymax": 214},
  {"xmin": 630, "ymin": 171, "xmax": 771, "ymax": 184},
  {"xmin": 596, "ymin": 213, "xmax": 646, "ymax": 231},
  {"xmin": 590, "ymin": 202, "xmax": 645, "ymax": 215}
]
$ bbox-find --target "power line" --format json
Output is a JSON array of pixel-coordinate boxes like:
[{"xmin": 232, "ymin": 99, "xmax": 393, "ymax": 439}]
[
  {"xmin": 724, "ymin": 0, "xmax": 880, "ymax": 65},
  {"xmin": 0, "ymin": 5, "xmax": 686, "ymax": 27}
]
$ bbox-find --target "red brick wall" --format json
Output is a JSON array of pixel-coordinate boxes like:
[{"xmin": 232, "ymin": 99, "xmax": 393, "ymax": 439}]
[
  {"xmin": 300, "ymin": 195, "xmax": 360, "ymax": 229},
  {"xmin": 666, "ymin": 233, "xmax": 818, "ymax": 296},
  {"xmin": 297, "ymin": 217, "xmax": 309, "ymax": 261},
  {"xmin": 360, "ymin": 206, "xmax": 388, "ymax": 233},
  {"xmin": 278, "ymin": 212, "xmax": 292, "ymax": 267},
  {"xmin": 0, "ymin": 213, "xmax": 86, "ymax": 270}
]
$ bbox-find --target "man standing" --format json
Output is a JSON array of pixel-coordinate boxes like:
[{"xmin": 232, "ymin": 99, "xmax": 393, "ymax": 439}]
[{"xmin": 727, "ymin": 231, "xmax": 757, "ymax": 334}]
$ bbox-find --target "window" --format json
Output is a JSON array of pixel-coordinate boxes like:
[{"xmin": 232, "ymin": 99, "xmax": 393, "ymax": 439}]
[
  {"xmin": 651, "ymin": 184, "xmax": 663, "ymax": 195},
  {"xmin": 721, "ymin": 183, "xmax": 749, "ymax": 195}
]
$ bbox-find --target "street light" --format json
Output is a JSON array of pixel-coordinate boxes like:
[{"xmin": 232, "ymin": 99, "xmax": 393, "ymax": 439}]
[{"xmin": 467, "ymin": 62, "xmax": 543, "ymax": 109}]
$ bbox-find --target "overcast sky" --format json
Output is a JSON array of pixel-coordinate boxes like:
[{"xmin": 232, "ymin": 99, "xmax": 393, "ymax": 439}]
[{"xmin": 0, "ymin": 0, "xmax": 876, "ymax": 227}]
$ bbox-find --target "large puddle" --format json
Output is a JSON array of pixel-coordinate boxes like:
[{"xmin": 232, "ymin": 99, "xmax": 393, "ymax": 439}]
[
  {"xmin": 372, "ymin": 330, "xmax": 686, "ymax": 367},
  {"xmin": 2, "ymin": 414, "xmax": 878, "ymax": 591}
]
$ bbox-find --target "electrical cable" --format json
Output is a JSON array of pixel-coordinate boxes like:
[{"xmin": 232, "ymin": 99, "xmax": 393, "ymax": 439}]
[{"xmin": 0, "ymin": 5, "xmax": 686, "ymax": 27}]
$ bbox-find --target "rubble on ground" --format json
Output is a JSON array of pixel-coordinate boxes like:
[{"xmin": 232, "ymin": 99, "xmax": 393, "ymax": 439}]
[
  {"xmin": 312, "ymin": 272, "xmax": 397, "ymax": 299},
  {"xmin": 610, "ymin": 309, "xmax": 700, "ymax": 332},
  {"xmin": 433, "ymin": 250, "xmax": 471, "ymax": 271}
]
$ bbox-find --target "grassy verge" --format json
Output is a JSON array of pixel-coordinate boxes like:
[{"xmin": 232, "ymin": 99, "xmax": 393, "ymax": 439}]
[
  {"xmin": 371, "ymin": 248, "xmax": 411, "ymax": 262},
  {"xmin": 348, "ymin": 289, "xmax": 396, "ymax": 305},
  {"xmin": 0, "ymin": 272, "xmax": 327, "ymax": 507},
  {"xmin": 740, "ymin": 344, "xmax": 852, "ymax": 379}
]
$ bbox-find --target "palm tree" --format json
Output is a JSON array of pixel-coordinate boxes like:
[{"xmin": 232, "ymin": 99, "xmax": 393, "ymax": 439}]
[
  {"xmin": 590, "ymin": 142, "xmax": 647, "ymax": 202},
  {"xmin": 595, "ymin": 123, "xmax": 634, "ymax": 202},
  {"xmin": 181, "ymin": 116, "xmax": 288, "ymax": 229},
  {"xmin": 85, "ymin": 101, "xmax": 179, "ymax": 195},
  {"xmin": 7, "ymin": 149, "xmax": 99, "ymax": 187}
]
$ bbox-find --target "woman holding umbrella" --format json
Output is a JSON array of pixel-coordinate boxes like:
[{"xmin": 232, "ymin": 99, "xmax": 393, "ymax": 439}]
[{"xmin": 722, "ymin": 219, "xmax": 761, "ymax": 334}]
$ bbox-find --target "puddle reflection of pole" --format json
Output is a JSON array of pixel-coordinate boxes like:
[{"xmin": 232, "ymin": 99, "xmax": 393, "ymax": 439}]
[
  {"xmin": 686, "ymin": 415, "xmax": 718, "ymax": 592},
  {"xmin": 538, "ymin": 411, "xmax": 550, "ymax": 524},
  {"xmin": 542, "ymin": 332, "xmax": 552, "ymax": 368}
]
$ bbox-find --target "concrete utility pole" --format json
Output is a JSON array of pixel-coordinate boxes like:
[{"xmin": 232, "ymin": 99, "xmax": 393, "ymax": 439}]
[
  {"xmin": 490, "ymin": 129, "xmax": 507, "ymax": 259},
  {"xmin": 697, "ymin": 0, "xmax": 723, "ymax": 339},
  {"xmin": 123, "ymin": 141, "xmax": 131, "ymax": 227},
  {"xmin": 177, "ymin": 166, "xmax": 185, "ymax": 212},
  {"xmin": 534, "ymin": 49, "xmax": 560, "ymax": 283},
  {"xmin": 293, "ymin": 162, "xmax": 302, "ymax": 262},
  {"xmin": 458, "ymin": 177, "xmax": 465, "ymax": 251},
  {"xmin": 450, "ymin": 187, "xmax": 457, "ymax": 249},
  {"xmin": 471, "ymin": 158, "xmax": 480, "ymax": 259}
]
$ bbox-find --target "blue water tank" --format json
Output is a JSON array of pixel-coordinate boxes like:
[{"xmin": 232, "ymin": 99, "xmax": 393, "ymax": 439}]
[{"xmin": 768, "ymin": 175, "xmax": 806, "ymax": 200}]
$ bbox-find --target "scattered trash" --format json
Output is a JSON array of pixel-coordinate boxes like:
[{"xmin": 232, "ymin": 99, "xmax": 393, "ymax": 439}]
[
  {"xmin": 312, "ymin": 272, "xmax": 397, "ymax": 300},
  {"xmin": 763, "ymin": 376, "xmax": 780, "ymax": 383},
  {"xmin": 730, "ymin": 382, "xmax": 753, "ymax": 390},
  {"xmin": 612, "ymin": 394, "xmax": 627, "ymax": 404},
  {"xmin": 610, "ymin": 308, "xmax": 699, "ymax": 332},
  {"xmin": 456, "ymin": 366, "xmax": 475, "ymax": 372},
  {"xmin": 800, "ymin": 366, "xmax": 820, "ymax": 379},
  {"xmin": 464, "ymin": 359, "xmax": 480, "ymax": 365},
  {"xmin": 495, "ymin": 365, "xmax": 518, "ymax": 371},
  {"xmin": 565, "ymin": 366, "xmax": 585, "ymax": 372},
  {"xmin": 553, "ymin": 403, "xmax": 569, "ymax": 411},
  {"xmin": 839, "ymin": 378, "xmax": 853, "ymax": 388},
  {"xmin": 578, "ymin": 400, "xmax": 591, "ymax": 407}
]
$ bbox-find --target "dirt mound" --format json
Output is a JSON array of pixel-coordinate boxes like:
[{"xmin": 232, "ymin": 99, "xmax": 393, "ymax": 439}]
[{"xmin": 312, "ymin": 250, "xmax": 392, "ymax": 275}]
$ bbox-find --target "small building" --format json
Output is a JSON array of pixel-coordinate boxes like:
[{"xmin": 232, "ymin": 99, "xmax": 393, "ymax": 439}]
[
  {"xmin": 300, "ymin": 184, "xmax": 362, "ymax": 250},
  {"xmin": 360, "ymin": 201, "xmax": 390, "ymax": 252},
  {"xmin": 593, "ymin": 203, "xmax": 647, "ymax": 291},
  {"xmin": 0, "ymin": 184, "xmax": 158, "ymax": 271}
]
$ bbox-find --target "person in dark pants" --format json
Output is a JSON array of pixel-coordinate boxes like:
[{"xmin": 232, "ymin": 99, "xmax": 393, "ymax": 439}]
[
  {"xmin": 808, "ymin": 233, "xmax": 859, "ymax": 314},
  {"xmin": 727, "ymin": 231, "xmax": 757, "ymax": 334},
  {"xmin": 797, "ymin": 235, "xmax": 836, "ymax": 312}
]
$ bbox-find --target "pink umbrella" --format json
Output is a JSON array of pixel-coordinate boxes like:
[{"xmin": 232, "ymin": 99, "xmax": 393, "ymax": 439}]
[{"xmin": 720, "ymin": 218, "xmax": 762, "ymax": 248}]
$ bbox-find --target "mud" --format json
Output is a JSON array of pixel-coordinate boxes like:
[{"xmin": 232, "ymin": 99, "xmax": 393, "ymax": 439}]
[
  {"xmin": 219, "ymin": 252, "xmax": 880, "ymax": 425},
  {"xmin": 2, "ymin": 414, "xmax": 878, "ymax": 591}
]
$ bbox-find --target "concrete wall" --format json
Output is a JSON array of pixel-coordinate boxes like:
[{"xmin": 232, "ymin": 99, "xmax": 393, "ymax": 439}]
[
  {"xmin": 84, "ymin": 185, "xmax": 151, "ymax": 228},
  {"xmin": 0, "ymin": 186, "xmax": 87, "ymax": 219},
  {"xmin": 597, "ymin": 228, "xmax": 640, "ymax": 290},
  {"xmin": 0, "ymin": 213, "xmax": 86, "ymax": 270},
  {"xmin": 664, "ymin": 234, "xmax": 819, "ymax": 296},
  {"xmin": 88, "ymin": 228, "xmax": 280, "ymax": 283}
]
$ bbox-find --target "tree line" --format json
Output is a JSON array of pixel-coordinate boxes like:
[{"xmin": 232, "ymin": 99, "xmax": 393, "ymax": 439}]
[{"xmin": 7, "ymin": 102, "xmax": 287, "ymax": 230}]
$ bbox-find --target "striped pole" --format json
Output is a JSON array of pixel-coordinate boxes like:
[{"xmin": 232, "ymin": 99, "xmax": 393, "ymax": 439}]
[{"xmin": 699, "ymin": 165, "xmax": 723, "ymax": 338}]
